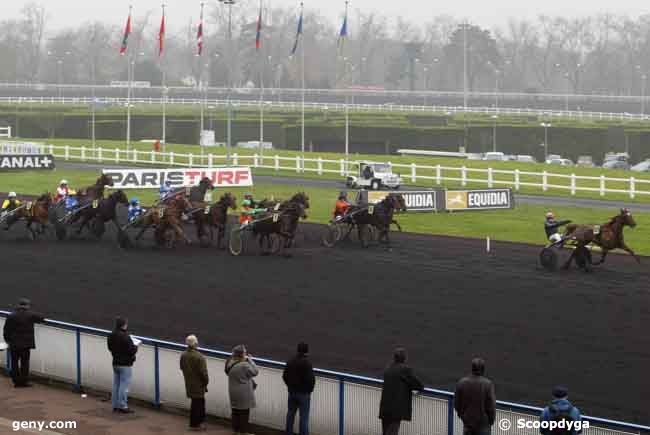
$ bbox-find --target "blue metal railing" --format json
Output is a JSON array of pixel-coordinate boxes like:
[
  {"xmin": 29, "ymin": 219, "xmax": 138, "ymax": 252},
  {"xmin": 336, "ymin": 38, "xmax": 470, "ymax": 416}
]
[{"xmin": 0, "ymin": 311, "xmax": 647, "ymax": 434}]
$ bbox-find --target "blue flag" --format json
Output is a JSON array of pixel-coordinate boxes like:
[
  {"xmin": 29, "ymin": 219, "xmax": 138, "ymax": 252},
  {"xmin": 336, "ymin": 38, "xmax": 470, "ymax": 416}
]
[{"xmin": 291, "ymin": 10, "xmax": 303, "ymax": 55}]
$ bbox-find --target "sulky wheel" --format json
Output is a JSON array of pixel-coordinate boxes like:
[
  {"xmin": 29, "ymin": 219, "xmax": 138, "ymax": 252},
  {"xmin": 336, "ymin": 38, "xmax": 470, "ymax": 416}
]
[
  {"xmin": 229, "ymin": 228, "xmax": 244, "ymax": 256},
  {"xmin": 322, "ymin": 223, "xmax": 342, "ymax": 248},
  {"xmin": 539, "ymin": 247, "xmax": 558, "ymax": 271}
]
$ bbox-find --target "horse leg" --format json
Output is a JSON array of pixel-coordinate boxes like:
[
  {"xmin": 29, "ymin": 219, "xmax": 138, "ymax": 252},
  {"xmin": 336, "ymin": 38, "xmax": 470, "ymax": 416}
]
[
  {"xmin": 595, "ymin": 249, "xmax": 608, "ymax": 265},
  {"xmin": 391, "ymin": 219, "xmax": 402, "ymax": 232},
  {"xmin": 358, "ymin": 225, "xmax": 368, "ymax": 248},
  {"xmin": 620, "ymin": 243, "xmax": 641, "ymax": 264},
  {"xmin": 562, "ymin": 249, "xmax": 575, "ymax": 270},
  {"xmin": 175, "ymin": 223, "xmax": 191, "ymax": 245}
]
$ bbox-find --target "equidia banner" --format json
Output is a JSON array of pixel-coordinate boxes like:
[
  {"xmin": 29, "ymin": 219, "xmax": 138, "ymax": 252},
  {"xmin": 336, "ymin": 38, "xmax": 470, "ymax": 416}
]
[
  {"xmin": 445, "ymin": 188, "xmax": 514, "ymax": 211},
  {"xmin": 360, "ymin": 190, "xmax": 439, "ymax": 212},
  {"xmin": 102, "ymin": 167, "xmax": 253, "ymax": 189},
  {"xmin": 0, "ymin": 154, "xmax": 55, "ymax": 170}
]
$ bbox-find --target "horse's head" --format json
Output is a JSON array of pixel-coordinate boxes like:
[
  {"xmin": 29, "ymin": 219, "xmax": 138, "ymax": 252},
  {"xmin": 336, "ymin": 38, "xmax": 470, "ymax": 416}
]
[
  {"xmin": 221, "ymin": 192, "xmax": 237, "ymax": 210},
  {"xmin": 390, "ymin": 194, "xmax": 407, "ymax": 212},
  {"xmin": 97, "ymin": 174, "xmax": 114, "ymax": 187},
  {"xmin": 290, "ymin": 192, "xmax": 310, "ymax": 209},
  {"xmin": 113, "ymin": 190, "xmax": 129, "ymax": 206},
  {"xmin": 620, "ymin": 208, "xmax": 637, "ymax": 228},
  {"xmin": 37, "ymin": 192, "xmax": 52, "ymax": 205},
  {"xmin": 199, "ymin": 177, "xmax": 214, "ymax": 191}
]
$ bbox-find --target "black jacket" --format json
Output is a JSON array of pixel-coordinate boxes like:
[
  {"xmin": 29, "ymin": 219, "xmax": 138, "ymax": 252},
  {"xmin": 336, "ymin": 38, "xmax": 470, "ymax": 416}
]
[
  {"xmin": 454, "ymin": 374, "xmax": 496, "ymax": 431},
  {"xmin": 379, "ymin": 362, "xmax": 424, "ymax": 422},
  {"xmin": 545, "ymin": 219, "xmax": 571, "ymax": 237},
  {"xmin": 107, "ymin": 329, "xmax": 138, "ymax": 367},
  {"xmin": 282, "ymin": 354, "xmax": 316, "ymax": 394},
  {"xmin": 3, "ymin": 308, "xmax": 45, "ymax": 349}
]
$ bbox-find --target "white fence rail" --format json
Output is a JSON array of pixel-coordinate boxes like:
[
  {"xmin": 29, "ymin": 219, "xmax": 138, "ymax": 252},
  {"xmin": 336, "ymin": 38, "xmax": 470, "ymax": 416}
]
[
  {"xmin": 1, "ymin": 96, "xmax": 650, "ymax": 121},
  {"xmin": 0, "ymin": 126, "xmax": 11, "ymax": 138},
  {"xmin": 0, "ymin": 315, "xmax": 646, "ymax": 435},
  {"xmin": 46, "ymin": 144, "xmax": 650, "ymax": 199}
]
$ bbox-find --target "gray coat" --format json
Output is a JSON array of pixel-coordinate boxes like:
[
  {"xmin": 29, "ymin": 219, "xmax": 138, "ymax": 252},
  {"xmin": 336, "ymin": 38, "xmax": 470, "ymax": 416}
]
[{"xmin": 225, "ymin": 357, "xmax": 259, "ymax": 410}]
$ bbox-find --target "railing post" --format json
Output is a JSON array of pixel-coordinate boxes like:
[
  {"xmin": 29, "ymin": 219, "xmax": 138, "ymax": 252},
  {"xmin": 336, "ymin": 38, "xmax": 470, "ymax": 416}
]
[
  {"xmin": 542, "ymin": 171, "xmax": 548, "ymax": 192},
  {"xmin": 600, "ymin": 175, "xmax": 605, "ymax": 197},
  {"xmin": 411, "ymin": 163, "xmax": 417, "ymax": 183},
  {"xmin": 115, "ymin": 148, "xmax": 120, "ymax": 164},
  {"xmin": 447, "ymin": 396, "xmax": 454, "ymax": 435},
  {"xmin": 49, "ymin": 144, "xmax": 54, "ymax": 155},
  {"xmin": 189, "ymin": 153, "xmax": 194, "ymax": 167},
  {"xmin": 80, "ymin": 146, "xmax": 86, "ymax": 161},
  {"xmin": 151, "ymin": 150, "xmax": 155, "ymax": 164},
  {"xmin": 133, "ymin": 149, "xmax": 137, "ymax": 163},
  {"xmin": 340, "ymin": 159, "xmax": 345, "ymax": 176},
  {"xmin": 253, "ymin": 154, "xmax": 259, "ymax": 168},
  {"xmin": 75, "ymin": 328, "xmax": 82, "ymax": 392},
  {"xmin": 170, "ymin": 151, "xmax": 175, "ymax": 165},
  {"xmin": 295, "ymin": 156, "xmax": 300, "ymax": 173},
  {"xmin": 233, "ymin": 153, "xmax": 239, "ymax": 166},
  {"xmin": 487, "ymin": 167, "xmax": 493, "ymax": 188},
  {"xmin": 514, "ymin": 169, "xmax": 520, "ymax": 191},
  {"xmin": 571, "ymin": 174, "xmax": 576, "ymax": 195},
  {"xmin": 97, "ymin": 147, "xmax": 103, "ymax": 162},
  {"xmin": 461, "ymin": 166, "xmax": 467, "ymax": 187},
  {"xmin": 338, "ymin": 378, "xmax": 345, "ymax": 435},
  {"xmin": 274, "ymin": 155, "xmax": 280, "ymax": 172},
  {"xmin": 208, "ymin": 154, "xmax": 213, "ymax": 168},
  {"xmin": 154, "ymin": 344, "xmax": 161, "ymax": 408},
  {"xmin": 436, "ymin": 164, "xmax": 442, "ymax": 185},
  {"xmin": 65, "ymin": 145, "xmax": 70, "ymax": 161},
  {"xmin": 630, "ymin": 177, "xmax": 636, "ymax": 199}
]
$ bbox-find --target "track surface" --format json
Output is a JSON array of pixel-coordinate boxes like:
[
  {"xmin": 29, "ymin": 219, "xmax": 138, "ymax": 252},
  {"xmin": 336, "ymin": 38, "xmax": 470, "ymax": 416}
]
[
  {"xmin": 57, "ymin": 161, "xmax": 650, "ymax": 211},
  {"xmin": 0, "ymin": 220, "xmax": 648, "ymax": 425}
]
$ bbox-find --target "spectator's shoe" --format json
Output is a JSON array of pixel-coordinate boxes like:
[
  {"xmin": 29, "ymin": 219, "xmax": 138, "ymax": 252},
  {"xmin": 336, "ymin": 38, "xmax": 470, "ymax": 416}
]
[{"xmin": 117, "ymin": 408, "xmax": 134, "ymax": 414}]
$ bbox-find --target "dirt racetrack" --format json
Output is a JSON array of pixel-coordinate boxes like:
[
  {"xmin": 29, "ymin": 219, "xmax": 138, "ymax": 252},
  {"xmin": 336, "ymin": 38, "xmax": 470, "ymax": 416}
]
[{"xmin": 0, "ymin": 218, "xmax": 648, "ymax": 424}]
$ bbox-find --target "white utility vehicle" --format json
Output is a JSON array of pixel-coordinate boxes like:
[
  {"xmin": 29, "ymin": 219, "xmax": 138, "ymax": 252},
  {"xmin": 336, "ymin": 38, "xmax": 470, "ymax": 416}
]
[{"xmin": 345, "ymin": 161, "xmax": 402, "ymax": 190}]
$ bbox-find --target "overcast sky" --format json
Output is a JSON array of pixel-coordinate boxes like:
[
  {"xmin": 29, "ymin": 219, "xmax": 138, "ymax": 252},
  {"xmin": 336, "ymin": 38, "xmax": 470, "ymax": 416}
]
[{"xmin": 4, "ymin": 1, "xmax": 649, "ymax": 33}]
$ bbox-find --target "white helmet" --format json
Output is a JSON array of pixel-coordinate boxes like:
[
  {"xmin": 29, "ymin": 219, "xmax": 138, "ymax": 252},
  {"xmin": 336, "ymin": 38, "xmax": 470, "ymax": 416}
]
[
  {"xmin": 546, "ymin": 211, "xmax": 555, "ymax": 219},
  {"xmin": 60, "ymin": 179, "xmax": 68, "ymax": 185},
  {"xmin": 8, "ymin": 192, "xmax": 16, "ymax": 198}
]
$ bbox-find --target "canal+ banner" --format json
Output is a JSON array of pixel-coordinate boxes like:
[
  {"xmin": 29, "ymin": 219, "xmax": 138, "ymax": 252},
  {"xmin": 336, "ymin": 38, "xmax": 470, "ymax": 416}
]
[
  {"xmin": 102, "ymin": 167, "xmax": 253, "ymax": 189},
  {"xmin": 445, "ymin": 188, "xmax": 514, "ymax": 211}
]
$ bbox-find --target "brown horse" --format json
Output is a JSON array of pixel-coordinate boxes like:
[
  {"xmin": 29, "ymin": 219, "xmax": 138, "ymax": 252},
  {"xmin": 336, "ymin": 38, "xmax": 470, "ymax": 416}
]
[
  {"xmin": 77, "ymin": 174, "xmax": 114, "ymax": 202},
  {"xmin": 133, "ymin": 196, "xmax": 192, "ymax": 248},
  {"xmin": 193, "ymin": 192, "xmax": 237, "ymax": 248},
  {"xmin": 562, "ymin": 208, "xmax": 639, "ymax": 270},
  {"xmin": 5, "ymin": 194, "xmax": 53, "ymax": 239}
]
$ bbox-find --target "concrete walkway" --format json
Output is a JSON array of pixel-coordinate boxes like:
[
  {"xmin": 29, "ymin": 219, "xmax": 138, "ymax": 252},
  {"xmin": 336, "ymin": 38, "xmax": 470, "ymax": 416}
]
[{"xmin": 0, "ymin": 377, "xmax": 234, "ymax": 435}]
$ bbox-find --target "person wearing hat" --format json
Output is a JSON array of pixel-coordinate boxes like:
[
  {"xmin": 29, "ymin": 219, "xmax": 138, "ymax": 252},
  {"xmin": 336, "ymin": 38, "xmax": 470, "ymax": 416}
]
[
  {"xmin": 239, "ymin": 193, "xmax": 267, "ymax": 227},
  {"xmin": 454, "ymin": 357, "xmax": 496, "ymax": 435},
  {"xmin": 1, "ymin": 192, "xmax": 22, "ymax": 230},
  {"xmin": 332, "ymin": 191, "xmax": 352, "ymax": 220},
  {"xmin": 225, "ymin": 345, "xmax": 259, "ymax": 434},
  {"xmin": 180, "ymin": 335, "xmax": 210, "ymax": 431},
  {"xmin": 2, "ymin": 298, "xmax": 45, "ymax": 387},
  {"xmin": 283, "ymin": 342, "xmax": 316, "ymax": 435},
  {"xmin": 127, "ymin": 197, "xmax": 146, "ymax": 224},
  {"xmin": 54, "ymin": 179, "xmax": 75, "ymax": 204},
  {"xmin": 545, "ymin": 212, "xmax": 572, "ymax": 244},
  {"xmin": 107, "ymin": 317, "xmax": 138, "ymax": 414},
  {"xmin": 159, "ymin": 180, "xmax": 173, "ymax": 201},
  {"xmin": 539, "ymin": 386, "xmax": 583, "ymax": 435}
]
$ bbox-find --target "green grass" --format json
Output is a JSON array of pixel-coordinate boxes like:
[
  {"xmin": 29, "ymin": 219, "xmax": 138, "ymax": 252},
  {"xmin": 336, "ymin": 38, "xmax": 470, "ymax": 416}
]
[
  {"xmin": 19, "ymin": 137, "xmax": 650, "ymax": 203},
  {"xmin": 2, "ymin": 168, "xmax": 649, "ymax": 256}
]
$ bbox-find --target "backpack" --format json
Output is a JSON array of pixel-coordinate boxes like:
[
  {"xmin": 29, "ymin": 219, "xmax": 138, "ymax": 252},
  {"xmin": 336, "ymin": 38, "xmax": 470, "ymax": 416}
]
[{"xmin": 549, "ymin": 404, "xmax": 574, "ymax": 435}]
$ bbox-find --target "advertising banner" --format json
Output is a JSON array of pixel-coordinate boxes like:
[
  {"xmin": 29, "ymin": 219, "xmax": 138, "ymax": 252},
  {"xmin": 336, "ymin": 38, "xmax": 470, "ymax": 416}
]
[
  {"xmin": 0, "ymin": 154, "xmax": 55, "ymax": 170},
  {"xmin": 102, "ymin": 167, "xmax": 253, "ymax": 189},
  {"xmin": 444, "ymin": 188, "xmax": 514, "ymax": 211}
]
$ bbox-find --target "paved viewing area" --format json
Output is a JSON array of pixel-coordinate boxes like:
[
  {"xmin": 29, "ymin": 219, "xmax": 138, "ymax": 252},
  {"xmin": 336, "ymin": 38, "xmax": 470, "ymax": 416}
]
[{"xmin": 0, "ymin": 376, "xmax": 238, "ymax": 435}]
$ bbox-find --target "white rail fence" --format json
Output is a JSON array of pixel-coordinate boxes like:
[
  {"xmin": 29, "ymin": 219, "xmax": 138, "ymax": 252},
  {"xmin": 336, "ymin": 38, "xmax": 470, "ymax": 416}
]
[
  {"xmin": 46, "ymin": 144, "xmax": 650, "ymax": 199},
  {"xmin": 1, "ymin": 96, "xmax": 649, "ymax": 121},
  {"xmin": 0, "ymin": 316, "xmax": 646, "ymax": 435}
]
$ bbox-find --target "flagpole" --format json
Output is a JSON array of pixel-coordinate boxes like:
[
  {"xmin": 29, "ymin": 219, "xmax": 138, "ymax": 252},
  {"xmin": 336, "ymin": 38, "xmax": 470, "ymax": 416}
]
[
  {"xmin": 125, "ymin": 5, "xmax": 133, "ymax": 152},
  {"xmin": 91, "ymin": 24, "xmax": 97, "ymax": 154},
  {"xmin": 161, "ymin": 4, "xmax": 167, "ymax": 153},
  {"xmin": 258, "ymin": 0, "xmax": 264, "ymax": 157},
  {"xmin": 199, "ymin": 2, "xmax": 205, "ymax": 157},
  {"xmin": 343, "ymin": 0, "xmax": 349, "ymax": 162},
  {"xmin": 300, "ymin": 1, "xmax": 305, "ymax": 165}
]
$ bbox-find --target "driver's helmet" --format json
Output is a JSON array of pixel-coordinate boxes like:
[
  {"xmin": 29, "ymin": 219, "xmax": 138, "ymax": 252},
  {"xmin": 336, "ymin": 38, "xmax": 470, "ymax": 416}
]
[
  {"xmin": 130, "ymin": 197, "xmax": 139, "ymax": 206},
  {"xmin": 60, "ymin": 179, "xmax": 68, "ymax": 186},
  {"xmin": 242, "ymin": 199, "xmax": 252, "ymax": 207},
  {"xmin": 244, "ymin": 193, "xmax": 253, "ymax": 200},
  {"xmin": 338, "ymin": 191, "xmax": 348, "ymax": 200},
  {"xmin": 8, "ymin": 192, "xmax": 16, "ymax": 198},
  {"xmin": 164, "ymin": 180, "xmax": 172, "ymax": 187},
  {"xmin": 546, "ymin": 212, "xmax": 555, "ymax": 220}
]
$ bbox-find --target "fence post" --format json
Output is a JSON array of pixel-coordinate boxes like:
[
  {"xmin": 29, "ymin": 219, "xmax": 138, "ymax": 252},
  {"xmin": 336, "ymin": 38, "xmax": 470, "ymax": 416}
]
[
  {"xmin": 318, "ymin": 158, "xmax": 323, "ymax": 175},
  {"xmin": 340, "ymin": 159, "xmax": 345, "ymax": 176},
  {"xmin": 295, "ymin": 156, "xmax": 300, "ymax": 173},
  {"xmin": 80, "ymin": 146, "xmax": 85, "ymax": 161},
  {"xmin": 600, "ymin": 175, "xmax": 605, "ymax": 197},
  {"xmin": 75, "ymin": 329, "xmax": 82, "ymax": 392},
  {"xmin": 274, "ymin": 155, "xmax": 280, "ymax": 172},
  {"xmin": 436, "ymin": 164, "xmax": 442, "ymax": 185},
  {"xmin": 487, "ymin": 167, "xmax": 493, "ymax": 188},
  {"xmin": 208, "ymin": 154, "xmax": 213, "ymax": 168},
  {"xmin": 542, "ymin": 171, "xmax": 548, "ymax": 192},
  {"xmin": 630, "ymin": 177, "xmax": 636, "ymax": 199},
  {"xmin": 411, "ymin": 163, "xmax": 417, "ymax": 183},
  {"xmin": 253, "ymin": 154, "xmax": 259, "ymax": 168},
  {"xmin": 514, "ymin": 169, "xmax": 520, "ymax": 191},
  {"xmin": 154, "ymin": 344, "xmax": 161, "ymax": 408},
  {"xmin": 49, "ymin": 144, "xmax": 54, "ymax": 155},
  {"xmin": 338, "ymin": 378, "xmax": 345, "ymax": 435},
  {"xmin": 98, "ymin": 148, "xmax": 103, "ymax": 163},
  {"xmin": 170, "ymin": 152, "xmax": 174, "ymax": 165},
  {"xmin": 151, "ymin": 150, "xmax": 155, "ymax": 164},
  {"xmin": 115, "ymin": 148, "xmax": 120, "ymax": 164},
  {"xmin": 461, "ymin": 166, "xmax": 467, "ymax": 187},
  {"xmin": 65, "ymin": 145, "xmax": 70, "ymax": 161},
  {"xmin": 447, "ymin": 396, "xmax": 454, "ymax": 435},
  {"xmin": 189, "ymin": 153, "xmax": 194, "ymax": 167},
  {"xmin": 571, "ymin": 174, "xmax": 576, "ymax": 195},
  {"xmin": 133, "ymin": 149, "xmax": 137, "ymax": 163},
  {"xmin": 233, "ymin": 153, "xmax": 239, "ymax": 166}
]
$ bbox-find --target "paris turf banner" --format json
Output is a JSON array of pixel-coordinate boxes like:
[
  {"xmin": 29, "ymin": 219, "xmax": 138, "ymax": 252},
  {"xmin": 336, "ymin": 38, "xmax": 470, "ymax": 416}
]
[
  {"xmin": 0, "ymin": 154, "xmax": 55, "ymax": 170},
  {"xmin": 102, "ymin": 167, "xmax": 254, "ymax": 189}
]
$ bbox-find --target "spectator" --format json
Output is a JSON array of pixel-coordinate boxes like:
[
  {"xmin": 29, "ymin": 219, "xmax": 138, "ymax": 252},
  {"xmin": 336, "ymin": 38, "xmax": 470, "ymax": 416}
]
[
  {"xmin": 539, "ymin": 386, "xmax": 583, "ymax": 435},
  {"xmin": 378, "ymin": 347, "xmax": 424, "ymax": 435},
  {"xmin": 180, "ymin": 335, "xmax": 210, "ymax": 431},
  {"xmin": 283, "ymin": 342, "xmax": 316, "ymax": 435},
  {"xmin": 2, "ymin": 298, "xmax": 44, "ymax": 387},
  {"xmin": 454, "ymin": 358, "xmax": 496, "ymax": 435},
  {"xmin": 225, "ymin": 345, "xmax": 259, "ymax": 435},
  {"xmin": 107, "ymin": 317, "xmax": 138, "ymax": 414}
]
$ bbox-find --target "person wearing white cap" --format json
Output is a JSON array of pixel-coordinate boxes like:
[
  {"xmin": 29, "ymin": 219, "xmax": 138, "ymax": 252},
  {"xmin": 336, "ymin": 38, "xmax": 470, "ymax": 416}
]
[
  {"xmin": 1, "ymin": 192, "xmax": 21, "ymax": 230},
  {"xmin": 544, "ymin": 212, "xmax": 572, "ymax": 244}
]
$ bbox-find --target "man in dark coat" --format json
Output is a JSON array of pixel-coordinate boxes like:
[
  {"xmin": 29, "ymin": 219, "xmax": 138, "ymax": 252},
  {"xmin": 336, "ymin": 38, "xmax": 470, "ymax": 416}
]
[
  {"xmin": 2, "ymin": 298, "xmax": 45, "ymax": 387},
  {"xmin": 454, "ymin": 358, "xmax": 496, "ymax": 435},
  {"xmin": 180, "ymin": 334, "xmax": 210, "ymax": 431},
  {"xmin": 107, "ymin": 317, "xmax": 138, "ymax": 413},
  {"xmin": 379, "ymin": 347, "xmax": 425, "ymax": 435},
  {"xmin": 283, "ymin": 342, "xmax": 316, "ymax": 435}
]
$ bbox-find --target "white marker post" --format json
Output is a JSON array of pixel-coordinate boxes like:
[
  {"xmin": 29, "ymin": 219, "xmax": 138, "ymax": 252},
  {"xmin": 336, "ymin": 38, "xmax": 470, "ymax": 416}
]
[{"xmin": 486, "ymin": 237, "xmax": 491, "ymax": 253}]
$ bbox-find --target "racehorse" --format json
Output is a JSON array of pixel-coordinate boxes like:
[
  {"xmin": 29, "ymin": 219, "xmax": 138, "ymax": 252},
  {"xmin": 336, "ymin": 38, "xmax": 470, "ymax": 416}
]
[
  {"xmin": 194, "ymin": 192, "xmax": 237, "ymax": 248},
  {"xmin": 74, "ymin": 190, "xmax": 129, "ymax": 238},
  {"xmin": 562, "ymin": 208, "xmax": 639, "ymax": 270},
  {"xmin": 184, "ymin": 177, "xmax": 215, "ymax": 244},
  {"xmin": 76, "ymin": 173, "xmax": 114, "ymax": 202},
  {"xmin": 352, "ymin": 194, "xmax": 407, "ymax": 250},
  {"xmin": 130, "ymin": 196, "xmax": 192, "ymax": 248},
  {"xmin": 4, "ymin": 193, "xmax": 53, "ymax": 239},
  {"xmin": 252, "ymin": 192, "xmax": 310, "ymax": 256}
]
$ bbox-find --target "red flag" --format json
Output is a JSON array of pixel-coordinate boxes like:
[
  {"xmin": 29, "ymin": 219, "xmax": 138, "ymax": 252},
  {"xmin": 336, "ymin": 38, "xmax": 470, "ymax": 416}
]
[
  {"xmin": 158, "ymin": 13, "xmax": 166, "ymax": 56},
  {"xmin": 255, "ymin": 6, "xmax": 262, "ymax": 51},
  {"xmin": 120, "ymin": 13, "xmax": 131, "ymax": 55},
  {"xmin": 197, "ymin": 6, "xmax": 204, "ymax": 56}
]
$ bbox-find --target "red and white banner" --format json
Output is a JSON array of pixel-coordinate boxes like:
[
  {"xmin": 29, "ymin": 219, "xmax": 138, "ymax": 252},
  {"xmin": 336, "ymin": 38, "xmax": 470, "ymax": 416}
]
[{"xmin": 102, "ymin": 167, "xmax": 253, "ymax": 189}]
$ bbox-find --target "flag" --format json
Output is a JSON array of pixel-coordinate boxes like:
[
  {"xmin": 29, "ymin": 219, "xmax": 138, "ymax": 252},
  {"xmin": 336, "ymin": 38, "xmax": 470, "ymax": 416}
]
[
  {"xmin": 290, "ymin": 9, "xmax": 303, "ymax": 55},
  {"xmin": 120, "ymin": 12, "xmax": 132, "ymax": 55},
  {"xmin": 255, "ymin": 5, "xmax": 262, "ymax": 51},
  {"xmin": 197, "ymin": 6, "xmax": 204, "ymax": 56},
  {"xmin": 158, "ymin": 12, "xmax": 166, "ymax": 56},
  {"xmin": 338, "ymin": 14, "xmax": 348, "ymax": 49}
]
